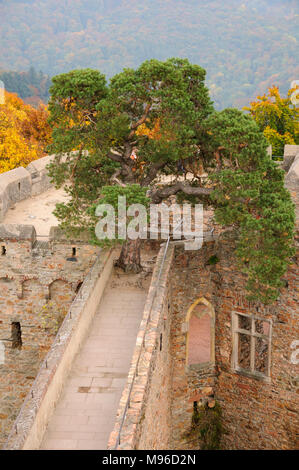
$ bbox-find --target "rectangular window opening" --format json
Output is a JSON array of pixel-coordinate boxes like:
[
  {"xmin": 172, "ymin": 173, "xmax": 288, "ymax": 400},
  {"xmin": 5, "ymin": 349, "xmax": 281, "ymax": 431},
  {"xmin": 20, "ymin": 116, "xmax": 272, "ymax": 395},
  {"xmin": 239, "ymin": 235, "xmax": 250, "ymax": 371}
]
[
  {"xmin": 233, "ymin": 312, "xmax": 271, "ymax": 380},
  {"xmin": 11, "ymin": 322, "xmax": 22, "ymax": 349}
]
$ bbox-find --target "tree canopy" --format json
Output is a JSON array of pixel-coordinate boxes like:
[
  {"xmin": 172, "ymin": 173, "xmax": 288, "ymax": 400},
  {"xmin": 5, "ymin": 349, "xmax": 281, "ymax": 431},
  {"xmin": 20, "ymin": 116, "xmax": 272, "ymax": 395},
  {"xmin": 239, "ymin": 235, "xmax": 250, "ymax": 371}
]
[{"xmin": 47, "ymin": 59, "xmax": 295, "ymax": 303}]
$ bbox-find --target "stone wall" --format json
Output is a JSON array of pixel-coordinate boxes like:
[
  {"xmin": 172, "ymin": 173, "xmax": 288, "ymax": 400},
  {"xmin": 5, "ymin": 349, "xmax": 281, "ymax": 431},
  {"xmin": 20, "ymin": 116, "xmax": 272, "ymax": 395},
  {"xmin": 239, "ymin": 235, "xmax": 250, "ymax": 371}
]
[
  {"xmin": 0, "ymin": 167, "xmax": 32, "ymax": 221},
  {"xmin": 0, "ymin": 145, "xmax": 298, "ymax": 450},
  {"xmin": 283, "ymin": 145, "xmax": 299, "ymax": 172},
  {"xmin": 0, "ymin": 152, "xmax": 88, "ymax": 220},
  {"xmin": 169, "ymin": 243, "xmax": 219, "ymax": 449},
  {"xmin": 4, "ymin": 248, "xmax": 115, "ymax": 450},
  {"xmin": 26, "ymin": 155, "xmax": 55, "ymax": 196},
  {"xmin": 170, "ymin": 232, "xmax": 298, "ymax": 450},
  {"xmin": 107, "ymin": 145, "xmax": 299, "ymax": 451},
  {"xmin": 0, "ymin": 223, "xmax": 100, "ymax": 448}
]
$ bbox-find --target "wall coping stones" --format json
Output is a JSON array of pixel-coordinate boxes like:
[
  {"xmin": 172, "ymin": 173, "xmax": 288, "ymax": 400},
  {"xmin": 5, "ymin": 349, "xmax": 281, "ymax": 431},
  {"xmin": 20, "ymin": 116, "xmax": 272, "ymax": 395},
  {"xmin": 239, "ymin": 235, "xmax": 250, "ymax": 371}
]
[
  {"xmin": 284, "ymin": 145, "xmax": 299, "ymax": 158},
  {"xmin": 283, "ymin": 145, "xmax": 299, "ymax": 172},
  {"xmin": 0, "ymin": 223, "xmax": 94, "ymax": 246},
  {"xmin": 0, "ymin": 166, "xmax": 30, "ymax": 188},
  {"xmin": 49, "ymin": 226, "xmax": 92, "ymax": 244},
  {"xmin": 26, "ymin": 155, "xmax": 55, "ymax": 176},
  {"xmin": 0, "ymin": 223, "xmax": 36, "ymax": 242}
]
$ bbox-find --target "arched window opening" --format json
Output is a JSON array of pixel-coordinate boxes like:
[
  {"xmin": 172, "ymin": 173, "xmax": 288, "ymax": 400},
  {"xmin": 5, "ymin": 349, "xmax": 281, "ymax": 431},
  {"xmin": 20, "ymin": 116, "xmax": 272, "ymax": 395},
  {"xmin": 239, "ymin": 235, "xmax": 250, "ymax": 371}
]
[
  {"xmin": 185, "ymin": 297, "xmax": 215, "ymax": 369},
  {"xmin": 188, "ymin": 307, "xmax": 211, "ymax": 365}
]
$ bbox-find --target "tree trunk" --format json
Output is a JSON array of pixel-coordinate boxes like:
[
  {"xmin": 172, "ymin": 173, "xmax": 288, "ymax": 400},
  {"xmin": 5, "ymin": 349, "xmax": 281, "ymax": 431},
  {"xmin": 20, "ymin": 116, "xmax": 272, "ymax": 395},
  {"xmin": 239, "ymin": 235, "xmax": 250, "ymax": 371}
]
[{"xmin": 115, "ymin": 238, "xmax": 142, "ymax": 273}]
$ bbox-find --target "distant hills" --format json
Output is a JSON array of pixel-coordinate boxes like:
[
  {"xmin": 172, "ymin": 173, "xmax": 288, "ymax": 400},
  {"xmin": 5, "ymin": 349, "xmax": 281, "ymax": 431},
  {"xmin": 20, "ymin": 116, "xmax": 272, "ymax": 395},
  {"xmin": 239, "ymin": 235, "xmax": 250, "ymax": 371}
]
[{"xmin": 0, "ymin": 0, "xmax": 298, "ymax": 109}]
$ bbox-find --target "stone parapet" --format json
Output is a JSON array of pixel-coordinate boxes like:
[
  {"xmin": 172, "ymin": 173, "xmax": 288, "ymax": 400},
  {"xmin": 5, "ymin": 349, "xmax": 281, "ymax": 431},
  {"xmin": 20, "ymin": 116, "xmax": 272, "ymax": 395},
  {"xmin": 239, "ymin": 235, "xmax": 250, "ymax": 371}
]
[
  {"xmin": 26, "ymin": 155, "xmax": 55, "ymax": 196},
  {"xmin": 0, "ymin": 167, "xmax": 32, "ymax": 221},
  {"xmin": 283, "ymin": 145, "xmax": 299, "ymax": 172},
  {"xmin": 0, "ymin": 155, "xmax": 57, "ymax": 222}
]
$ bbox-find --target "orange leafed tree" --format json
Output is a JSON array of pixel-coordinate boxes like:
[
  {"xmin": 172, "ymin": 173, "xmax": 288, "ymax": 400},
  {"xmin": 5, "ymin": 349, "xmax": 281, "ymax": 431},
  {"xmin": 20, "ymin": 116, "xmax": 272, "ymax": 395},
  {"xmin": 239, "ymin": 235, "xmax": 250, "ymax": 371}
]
[{"xmin": 0, "ymin": 91, "xmax": 52, "ymax": 173}]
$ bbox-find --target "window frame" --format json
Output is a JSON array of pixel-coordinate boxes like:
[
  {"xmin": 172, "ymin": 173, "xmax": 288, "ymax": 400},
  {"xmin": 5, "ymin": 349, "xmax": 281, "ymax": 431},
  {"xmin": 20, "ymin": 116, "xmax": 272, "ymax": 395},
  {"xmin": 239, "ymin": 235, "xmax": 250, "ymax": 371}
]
[{"xmin": 232, "ymin": 311, "xmax": 272, "ymax": 382}]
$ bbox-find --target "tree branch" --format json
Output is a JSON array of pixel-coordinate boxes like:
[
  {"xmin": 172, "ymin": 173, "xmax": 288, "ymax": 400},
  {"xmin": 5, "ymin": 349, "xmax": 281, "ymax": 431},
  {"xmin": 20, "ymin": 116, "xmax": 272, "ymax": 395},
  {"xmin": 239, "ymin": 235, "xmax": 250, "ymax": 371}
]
[
  {"xmin": 128, "ymin": 103, "xmax": 151, "ymax": 138},
  {"xmin": 70, "ymin": 146, "xmax": 83, "ymax": 181},
  {"xmin": 140, "ymin": 161, "xmax": 167, "ymax": 187},
  {"xmin": 107, "ymin": 149, "xmax": 124, "ymax": 163},
  {"xmin": 110, "ymin": 169, "xmax": 127, "ymax": 187},
  {"xmin": 149, "ymin": 181, "xmax": 213, "ymax": 203}
]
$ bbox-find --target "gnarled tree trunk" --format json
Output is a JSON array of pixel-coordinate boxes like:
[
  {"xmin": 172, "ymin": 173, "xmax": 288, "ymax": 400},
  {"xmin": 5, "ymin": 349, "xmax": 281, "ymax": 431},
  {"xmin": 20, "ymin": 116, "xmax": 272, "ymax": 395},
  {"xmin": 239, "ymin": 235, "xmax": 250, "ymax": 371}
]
[{"xmin": 115, "ymin": 238, "xmax": 142, "ymax": 273}]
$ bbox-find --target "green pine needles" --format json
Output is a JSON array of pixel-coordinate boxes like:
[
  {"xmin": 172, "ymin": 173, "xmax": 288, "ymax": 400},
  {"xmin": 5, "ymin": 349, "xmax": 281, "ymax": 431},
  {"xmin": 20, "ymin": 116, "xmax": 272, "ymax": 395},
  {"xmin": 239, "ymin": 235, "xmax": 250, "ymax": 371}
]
[{"xmin": 46, "ymin": 61, "xmax": 295, "ymax": 304}]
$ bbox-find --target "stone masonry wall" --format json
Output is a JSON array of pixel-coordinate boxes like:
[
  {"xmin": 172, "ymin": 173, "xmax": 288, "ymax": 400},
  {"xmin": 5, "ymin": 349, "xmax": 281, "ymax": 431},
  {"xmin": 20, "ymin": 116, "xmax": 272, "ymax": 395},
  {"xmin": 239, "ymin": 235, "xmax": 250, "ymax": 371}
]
[
  {"xmin": 170, "ymin": 231, "xmax": 298, "ymax": 450},
  {"xmin": 170, "ymin": 242, "xmax": 218, "ymax": 449},
  {"xmin": 0, "ymin": 223, "xmax": 100, "ymax": 447},
  {"xmin": 136, "ymin": 249, "xmax": 173, "ymax": 450},
  {"xmin": 4, "ymin": 249, "xmax": 114, "ymax": 450},
  {"xmin": 213, "ymin": 234, "xmax": 298, "ymax": 449},
  {"xmin": 0, "ymin": 145, "xmax": 298, "ymax": 450}
]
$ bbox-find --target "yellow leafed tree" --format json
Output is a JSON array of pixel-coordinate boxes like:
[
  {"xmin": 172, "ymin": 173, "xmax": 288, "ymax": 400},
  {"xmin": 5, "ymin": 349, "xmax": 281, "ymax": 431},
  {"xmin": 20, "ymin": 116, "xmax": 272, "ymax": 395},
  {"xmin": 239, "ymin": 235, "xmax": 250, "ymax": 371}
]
[
  {"xmin": 244, "ymin": 85, "xmax": 299, "ymax": 155},
  {"xmin": 0, "ymin": 91, "xmax": 52, "ymax": 173}
]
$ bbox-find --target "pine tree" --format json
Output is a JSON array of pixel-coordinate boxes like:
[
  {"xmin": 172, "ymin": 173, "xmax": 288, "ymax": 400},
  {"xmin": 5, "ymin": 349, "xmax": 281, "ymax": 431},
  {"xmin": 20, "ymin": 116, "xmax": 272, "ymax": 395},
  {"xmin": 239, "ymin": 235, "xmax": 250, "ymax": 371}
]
[{"xmin": 47, "ymin": 60, "xmax": 295, "ymax": 302}]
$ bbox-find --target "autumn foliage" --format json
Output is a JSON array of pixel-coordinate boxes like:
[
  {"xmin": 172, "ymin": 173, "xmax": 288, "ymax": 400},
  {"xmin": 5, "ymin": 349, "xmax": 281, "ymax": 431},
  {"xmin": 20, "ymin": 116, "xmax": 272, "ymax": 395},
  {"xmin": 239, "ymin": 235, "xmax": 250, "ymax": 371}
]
[
  {"xmin": 0, "ymin": 91, "xmax": 52, "ymax": 173},
  {"xmin": 244, "ymin": 85, "xmax": 299, "ymax": 155}
]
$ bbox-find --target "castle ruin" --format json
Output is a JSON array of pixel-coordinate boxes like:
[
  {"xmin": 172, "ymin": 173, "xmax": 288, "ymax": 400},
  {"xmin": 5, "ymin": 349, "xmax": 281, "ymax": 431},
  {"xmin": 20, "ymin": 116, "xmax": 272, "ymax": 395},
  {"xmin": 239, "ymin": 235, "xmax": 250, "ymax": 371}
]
[{"xmin": 0, "ymin": 145, "xmax": 298, "ymax": 450}]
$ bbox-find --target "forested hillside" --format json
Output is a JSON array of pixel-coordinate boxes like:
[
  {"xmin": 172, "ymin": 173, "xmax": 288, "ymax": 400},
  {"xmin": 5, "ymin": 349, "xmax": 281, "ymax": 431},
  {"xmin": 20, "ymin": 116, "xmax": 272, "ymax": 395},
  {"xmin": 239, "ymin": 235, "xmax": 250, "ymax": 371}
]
[
  {"xmin": 0, "ymin": 67, "xmax": 51, "ymax": 106},
  {"xmin": 0, "ymin": 0, "xmax": 298, "ymax": 109}
]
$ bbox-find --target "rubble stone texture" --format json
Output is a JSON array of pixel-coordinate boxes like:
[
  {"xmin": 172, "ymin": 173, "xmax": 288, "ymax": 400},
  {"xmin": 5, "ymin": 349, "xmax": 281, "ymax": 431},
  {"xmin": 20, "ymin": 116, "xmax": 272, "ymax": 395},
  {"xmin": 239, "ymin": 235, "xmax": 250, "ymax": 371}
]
[{"xmin": 0, "ymin": 223, "xmax": 99, "ymax": 447}]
